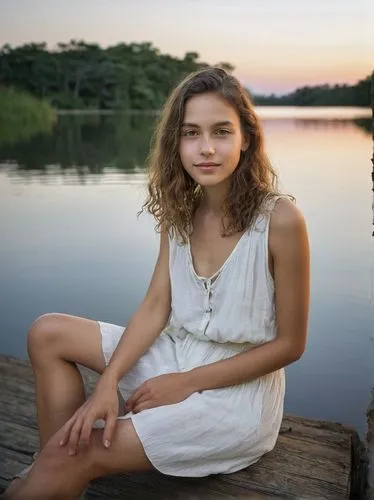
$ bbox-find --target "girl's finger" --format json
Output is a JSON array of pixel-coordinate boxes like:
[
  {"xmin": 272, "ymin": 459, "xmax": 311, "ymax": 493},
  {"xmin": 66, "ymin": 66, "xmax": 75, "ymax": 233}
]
[
  {"xmin": 133, "ymin": 399, "xmax": 152, "ymax": 414},
  {"xmin": 129, "ymin": 392, "xmax": 149, "ymax": 408},
  {"xmin": 59, "ymin": 402, "xmax": 88, "ymax": 446},
  {"xmin": 59, "ymin": 413, "xmax": 79, "ymax": 447},
  {"xmin": 126, "ymin": 386, "xmax": 147, "ymax": 409},
  {"xmin": 68, "ymin": 415, "xmax": 85, "ymax": 455},
  {"xmin": 103, "ymin": 411, "xmax": 117, "ymax": 449},
  {"xmin": 79, "ymin": 414, "xmax": 95, "ymax": 449}
]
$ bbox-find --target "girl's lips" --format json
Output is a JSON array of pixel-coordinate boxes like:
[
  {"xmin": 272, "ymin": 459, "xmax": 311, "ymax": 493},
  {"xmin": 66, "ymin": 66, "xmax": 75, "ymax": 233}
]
[
  {"xmin": 195, "ymin": 163, "xmax": 220, "ymax": 170},
  {"xmin": 196, "ymin": 164, "xmax": 219, "ymax": 172}
]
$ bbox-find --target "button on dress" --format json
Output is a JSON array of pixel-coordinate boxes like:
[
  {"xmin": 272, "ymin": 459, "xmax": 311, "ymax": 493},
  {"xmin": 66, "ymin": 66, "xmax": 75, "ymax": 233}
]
[{"xmin": 98, "ymin": 197, "xmax": 285, "ymax": 477}]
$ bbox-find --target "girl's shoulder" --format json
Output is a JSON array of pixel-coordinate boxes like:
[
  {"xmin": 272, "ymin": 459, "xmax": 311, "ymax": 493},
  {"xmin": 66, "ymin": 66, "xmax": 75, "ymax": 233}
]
[
  {"xmin": 269, "ymin": 197, "xmax": 305, "ymax": 232},
  {"xmin": 268, "ymin": 197, "xmax": 308, "ymax": 261}
]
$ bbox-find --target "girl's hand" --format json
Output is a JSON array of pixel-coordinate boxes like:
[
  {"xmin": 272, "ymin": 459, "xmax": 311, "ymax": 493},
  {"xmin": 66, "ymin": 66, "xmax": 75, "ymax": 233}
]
[
  {"xmin": 59, "ymin": 376, "xmax": 119, "ymax": 456},
  {"xmin": 126, "ymin": 373, "xmax": 195, "ymax": 414}
]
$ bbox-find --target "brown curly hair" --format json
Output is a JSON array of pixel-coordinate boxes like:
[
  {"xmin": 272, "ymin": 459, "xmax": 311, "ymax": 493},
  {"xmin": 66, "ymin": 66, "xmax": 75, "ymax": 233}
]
[{"xmin": 141, "ymin": 67, "xmax": 283, "ymax": 243}]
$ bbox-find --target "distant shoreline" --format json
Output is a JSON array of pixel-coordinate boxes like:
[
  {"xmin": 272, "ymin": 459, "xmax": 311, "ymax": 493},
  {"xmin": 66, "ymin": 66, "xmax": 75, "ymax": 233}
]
[
  {"xmin": 3, "ymin": 42, "xmax": 370, "ymax": 110},
  {"xmin": 56, "ymin": 106, "xmax": 372, "ymax": 120},
  {"xmin": 57, "ymin": 109, "xmax": 159, "ymax": 115}
]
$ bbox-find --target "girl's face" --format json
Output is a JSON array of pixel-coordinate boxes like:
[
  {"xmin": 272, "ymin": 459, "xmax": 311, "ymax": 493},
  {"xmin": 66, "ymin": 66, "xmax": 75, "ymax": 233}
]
[{"xmin": 179, "ymin": 92, "xmax": 248, "ymax": 189}]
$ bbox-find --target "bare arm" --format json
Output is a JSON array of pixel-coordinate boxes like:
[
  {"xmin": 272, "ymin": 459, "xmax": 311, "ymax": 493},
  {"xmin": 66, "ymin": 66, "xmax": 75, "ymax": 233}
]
[
  {"xmin": 185, "ymin": 198, "xmax": 310, "ymax": 392},
  {"xmin": 60, "ymin": 231, "xmax": 171, "ymax": 453},
  {"xmin": 102, "ymin": 230, "xmax": 171, "ymax": 387}
]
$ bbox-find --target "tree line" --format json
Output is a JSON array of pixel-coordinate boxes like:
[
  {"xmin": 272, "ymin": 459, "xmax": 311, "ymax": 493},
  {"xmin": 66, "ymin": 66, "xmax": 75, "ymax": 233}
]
[
  {"xmin": 0, "ymin": 40, "xmax": 371, "ymax": 109},
  {"xmin": 0, "ymin": 40, "xmax": 232, "ymax": 110},
  {"xmin": 253, "ymin": 77, "xmax": 371, "ymax": 107}
]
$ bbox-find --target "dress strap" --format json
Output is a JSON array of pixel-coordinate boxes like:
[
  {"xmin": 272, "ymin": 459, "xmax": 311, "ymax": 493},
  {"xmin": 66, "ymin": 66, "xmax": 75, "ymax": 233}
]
[{"xmin": 253, "ymin": 194, "xmax": 284, "ymax": 232}]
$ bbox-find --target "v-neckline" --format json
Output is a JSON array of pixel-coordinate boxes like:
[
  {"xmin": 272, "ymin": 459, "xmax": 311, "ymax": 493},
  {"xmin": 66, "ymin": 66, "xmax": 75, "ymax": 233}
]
[{"xmin": 187, "ymin": 230, "xmax": 248, "ymax": 282}]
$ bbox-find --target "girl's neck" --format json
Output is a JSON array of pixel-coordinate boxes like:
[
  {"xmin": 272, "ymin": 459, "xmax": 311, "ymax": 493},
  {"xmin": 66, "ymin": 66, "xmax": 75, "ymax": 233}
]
[{"xmin": 200, "ymin": 183, "xmax": 229, "ymax": 216}]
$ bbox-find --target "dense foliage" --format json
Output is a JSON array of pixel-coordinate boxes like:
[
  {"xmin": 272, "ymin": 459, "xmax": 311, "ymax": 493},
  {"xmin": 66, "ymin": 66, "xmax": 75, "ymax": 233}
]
[
  {"xmin": 0, "ymin": 40, "xmax": 233, "ymax": 110},
  {"xmin": 253, "ymin": 75, "xmax": 372, "ymax": 107},
  {"xmin": 1, "ymin": 41, "xmax": 370, "ymax": 109},
  {"xmin": 0, "ymin": 87, "xmax": 56, "ymax": 145}
]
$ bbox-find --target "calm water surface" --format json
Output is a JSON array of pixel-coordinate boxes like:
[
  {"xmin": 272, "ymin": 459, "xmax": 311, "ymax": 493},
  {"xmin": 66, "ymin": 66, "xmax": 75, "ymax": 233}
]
[{"xmin": 1, "ymin": 108, "xmax": 373, "ymax": 437}]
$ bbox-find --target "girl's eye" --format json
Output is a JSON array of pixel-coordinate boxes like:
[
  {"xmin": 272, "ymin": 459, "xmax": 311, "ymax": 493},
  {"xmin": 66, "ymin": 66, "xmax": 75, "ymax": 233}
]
[
  {"xmin": 181, "ymin": 129, "xmax": 231, "ymax": 137},
  {"xmin": 182, "ymin": 130, "xmax": 198, "ymax": 137},
  {"xmin": 215, "ymin": 129, "xmax": 231, "ymax": 136}
]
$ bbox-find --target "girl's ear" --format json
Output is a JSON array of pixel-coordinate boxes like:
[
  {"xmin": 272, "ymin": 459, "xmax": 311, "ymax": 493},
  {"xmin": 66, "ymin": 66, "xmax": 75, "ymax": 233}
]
[{"xmin": 241, "ymin": 134, "xmax": 249, "ymax": 152}]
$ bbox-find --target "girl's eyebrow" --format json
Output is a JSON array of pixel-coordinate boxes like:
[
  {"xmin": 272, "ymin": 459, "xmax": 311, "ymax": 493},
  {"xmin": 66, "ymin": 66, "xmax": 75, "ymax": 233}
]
[{"xmin": 181, "ymin": 120, "xmax": 234, "ymax": 128}]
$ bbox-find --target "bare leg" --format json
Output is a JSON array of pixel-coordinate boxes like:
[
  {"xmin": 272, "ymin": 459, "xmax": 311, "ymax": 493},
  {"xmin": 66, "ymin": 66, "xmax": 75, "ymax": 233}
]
[
  {"xmin": 10, "ymin": 419, "xmax": 152, "ymax": 500},
  {"xmin": 3, "ymin": 313, "xmax": 108, "ymax": 496},
  {"xmin": 27, "ymin": 313, "xmax": 107, "ymax": 448}
]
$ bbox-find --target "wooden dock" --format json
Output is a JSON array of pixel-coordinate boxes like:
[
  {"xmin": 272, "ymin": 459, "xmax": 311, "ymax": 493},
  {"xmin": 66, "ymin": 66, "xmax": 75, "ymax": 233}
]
[{"xmin": 0, "ymin": 355, "xmax": 368, "ymax": 499}]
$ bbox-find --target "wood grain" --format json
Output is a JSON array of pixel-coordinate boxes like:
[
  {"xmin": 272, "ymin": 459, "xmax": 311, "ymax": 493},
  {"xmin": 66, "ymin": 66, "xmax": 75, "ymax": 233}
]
[{"xmin": 0, "ymin": 355, "xmax": 367, "ymax": 499}]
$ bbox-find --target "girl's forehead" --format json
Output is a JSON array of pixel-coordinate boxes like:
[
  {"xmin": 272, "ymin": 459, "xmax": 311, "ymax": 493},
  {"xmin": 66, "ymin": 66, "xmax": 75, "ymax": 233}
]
[{"xmin": 183, "ymin": 93, "xmax": 240, "ymax": 124}]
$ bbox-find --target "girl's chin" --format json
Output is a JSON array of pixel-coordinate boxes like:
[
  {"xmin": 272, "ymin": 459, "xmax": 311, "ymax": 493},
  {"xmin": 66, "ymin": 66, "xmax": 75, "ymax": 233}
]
[
  {"xmin": 185, "ymin": 169, "xmax": 232, "ymax": 188},
  {"xmin": 186, "ymin": 167, "xmax": 235, "ymax": 188},
  {"xmin": 195, "ymin": 175, "xmax": 229, "ymax": 187}
]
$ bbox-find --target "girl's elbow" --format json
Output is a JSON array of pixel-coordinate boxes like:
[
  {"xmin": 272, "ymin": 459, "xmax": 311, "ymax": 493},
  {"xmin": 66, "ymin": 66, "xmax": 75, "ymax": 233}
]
[
  {"xmin": 279, "ymin": 337, "xmax": 306, "ymax": 364},
  {"xmin": 288, "ymin": 342, "xmax": 306, "ymax": 362}
]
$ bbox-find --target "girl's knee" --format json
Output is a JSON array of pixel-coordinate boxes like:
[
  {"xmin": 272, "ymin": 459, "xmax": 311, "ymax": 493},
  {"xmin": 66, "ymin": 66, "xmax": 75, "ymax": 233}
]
[
  {"xmin": 23, "ymin": 439, "xmax": 94, "ymax": 498},
  {"xmin": 37, "ymin": 436, "xmax": 94, "ymax": 480},
  {"xmin": 27, "ymin": 313, "xmax": 65, "ymax": 360}
]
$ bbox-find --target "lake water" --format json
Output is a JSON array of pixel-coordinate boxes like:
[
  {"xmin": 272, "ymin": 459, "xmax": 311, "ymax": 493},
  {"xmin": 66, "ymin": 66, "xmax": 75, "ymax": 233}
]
[{"xmin": 0, "ymin": 107, "xmax": 373, "ymax": 438}]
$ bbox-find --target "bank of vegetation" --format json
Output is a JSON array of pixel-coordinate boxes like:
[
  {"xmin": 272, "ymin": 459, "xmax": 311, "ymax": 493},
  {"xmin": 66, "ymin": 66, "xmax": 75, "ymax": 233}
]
[
  {"xmin": 0, "ymin": 87, "xmax": 56, "ymax": 145},
  {"xmin": 253, "ymin": 76, "xmax": 371, "ymax": 107},
  {"xmin": 0, "ymin": 41, "xmax": 371, "ymax": 110}
]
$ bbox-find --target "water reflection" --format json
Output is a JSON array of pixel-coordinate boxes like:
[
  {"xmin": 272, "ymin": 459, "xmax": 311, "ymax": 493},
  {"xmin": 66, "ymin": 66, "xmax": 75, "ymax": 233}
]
[
  {"xmin": 354, "ymin": 117, "xmax": 372, "ymax": 135},
  {"xmin": 5, "ymin": 166, "xmax": 147, "ymax": 186},
  {"xmin": 0, "ymin": 114, "xmax": 156, "ymax": 173},
  {"xmin": 0, "ymin": 110, "xmax": 56, "ymax": 147},
  {"xmin": 0, "ymin": 112, "xmax": 372, "ymax": 234},
  {"xmin": 0, "ymin": 113, "xmax": 371, "ymax": 175}
]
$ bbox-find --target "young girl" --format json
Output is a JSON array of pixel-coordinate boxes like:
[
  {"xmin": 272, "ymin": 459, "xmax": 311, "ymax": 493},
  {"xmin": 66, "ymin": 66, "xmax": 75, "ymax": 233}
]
[{"xmin": 5, "ymin": 67, "xmax": 310, "ymax": 499}]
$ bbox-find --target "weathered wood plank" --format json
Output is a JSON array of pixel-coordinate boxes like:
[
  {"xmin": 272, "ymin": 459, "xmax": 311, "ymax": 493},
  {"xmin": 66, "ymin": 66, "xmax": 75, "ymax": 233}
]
[{"xmin": 0, "ymin": 355, "xmax": 367, "ymax": 499}]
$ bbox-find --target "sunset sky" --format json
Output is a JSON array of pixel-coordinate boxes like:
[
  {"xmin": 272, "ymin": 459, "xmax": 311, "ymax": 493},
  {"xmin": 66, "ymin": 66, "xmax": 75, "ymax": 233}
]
[{"xmin": 1, "ymin": 0, "xmax": 372, "ymax": 94}]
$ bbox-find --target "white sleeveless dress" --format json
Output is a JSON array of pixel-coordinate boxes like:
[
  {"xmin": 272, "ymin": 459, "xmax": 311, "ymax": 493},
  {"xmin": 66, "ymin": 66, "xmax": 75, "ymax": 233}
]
[{"xmin": 98, "ymin": 197, "xmax": 285, "ymax": 477}]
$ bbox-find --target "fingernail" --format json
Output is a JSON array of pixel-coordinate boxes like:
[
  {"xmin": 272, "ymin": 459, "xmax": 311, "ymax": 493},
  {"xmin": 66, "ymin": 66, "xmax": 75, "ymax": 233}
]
[
  {"xmin": 59, "ymin": 440, "xmax": 64, "ymax": 446},
  {"xmin": 104, "ymin": 440, "xmax": 110, "ymax": 448},
  {"xmin": 69, "ymin": 449, "xmax": 75, "ymax": 456}
]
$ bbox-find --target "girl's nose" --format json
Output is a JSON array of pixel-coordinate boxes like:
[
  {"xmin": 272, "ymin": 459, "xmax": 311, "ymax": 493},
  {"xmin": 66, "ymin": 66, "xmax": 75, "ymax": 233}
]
[{"xmin": 200, "ymin": 138, "xmax": 215, "ymax": 156}]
